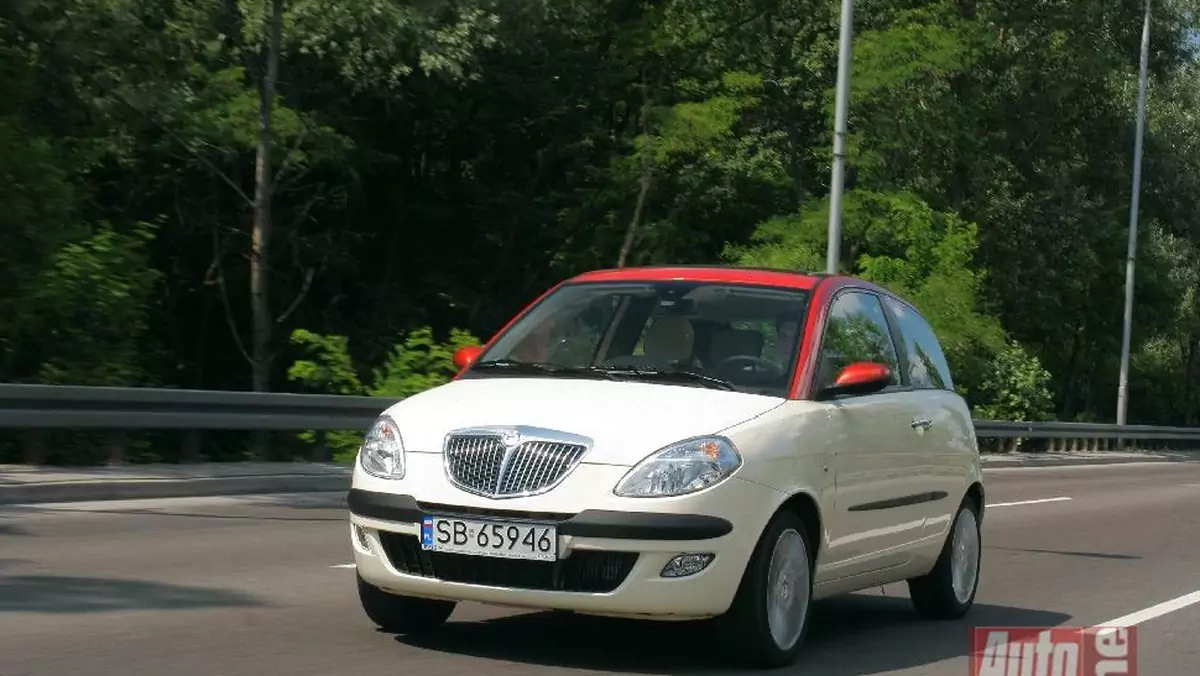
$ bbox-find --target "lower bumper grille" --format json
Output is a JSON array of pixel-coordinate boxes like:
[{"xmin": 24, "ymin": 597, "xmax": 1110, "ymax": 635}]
[{"xmin": 377, "ymin": 532, "xmax": 637, "ymax": 593}]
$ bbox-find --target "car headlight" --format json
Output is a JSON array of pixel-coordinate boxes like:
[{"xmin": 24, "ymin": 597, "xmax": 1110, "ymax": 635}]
[
  {"xmin": 614, "ymin": 436, "xmax": 742, "ymax": 498},
  {"xmin": 359, "ymin": 415, "xmax": 405, "ymax": 479}
]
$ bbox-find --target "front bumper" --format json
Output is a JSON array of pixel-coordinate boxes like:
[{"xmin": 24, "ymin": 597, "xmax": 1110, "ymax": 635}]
[{"xmin": 348, "ymin": 462, "xmax": 784, "ymax": 620}]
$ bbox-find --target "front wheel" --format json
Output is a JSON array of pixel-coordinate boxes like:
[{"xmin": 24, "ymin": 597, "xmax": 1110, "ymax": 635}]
[
  {"xmin": 907, "ymin": 498, "xmax": 981, "ymax": 620},
  {"xmin": 357, "ymin": 574, "xmax": 456, "ymax": 633},
  {"xmin": 720, "ymin": 510, "xmax": 814, "ymax": 669}
]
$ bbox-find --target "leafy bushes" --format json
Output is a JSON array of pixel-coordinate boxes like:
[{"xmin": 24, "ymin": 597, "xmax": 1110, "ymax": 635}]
[{"xmin": 286, "ymin": 326, "xmax": 481, "ymax": 460}]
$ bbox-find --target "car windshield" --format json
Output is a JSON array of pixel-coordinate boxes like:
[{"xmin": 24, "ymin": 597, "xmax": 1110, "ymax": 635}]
[{"xmin": 465, "ymin": 281, "xmax": 811, "ymax": 398}]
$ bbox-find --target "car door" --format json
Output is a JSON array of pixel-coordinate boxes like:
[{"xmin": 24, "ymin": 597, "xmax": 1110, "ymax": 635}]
[
  {"xmin": 816, "ymin": 290, "xmax": 931, "ymax": 582},
  {"xmin": 880, "ymin": 295, "xmax": 970, "ymax": 541}
]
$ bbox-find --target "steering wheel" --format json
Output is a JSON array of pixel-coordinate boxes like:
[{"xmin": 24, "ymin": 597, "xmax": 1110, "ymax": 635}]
[{"xmin": 714, "ymin": 355, "xmax": 783, "ymax": 378}]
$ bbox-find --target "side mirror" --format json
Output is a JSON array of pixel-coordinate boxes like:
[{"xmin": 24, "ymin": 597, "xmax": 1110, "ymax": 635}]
[
  {"xmin": 453, "ymin": 345, "xmax": 484, "ymax": 370},
  {"xmin": 818, "ymin": 361, "xmax": 892, "ymax": 399}
]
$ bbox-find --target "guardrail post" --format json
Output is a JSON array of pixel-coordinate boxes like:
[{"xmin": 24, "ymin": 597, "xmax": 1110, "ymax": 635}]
[
  {"xmin": 23, "ymin": 430, "xmax": 47, "ymax": 464},
  {"xmin": 106, "ymin": 430, "xmax": 127, "ymax": 465},
  {"xmin": 310, "ymin": 430, "xmax": 330, "ymax": 462},
  {"xmin": 251, "ymin": 429, "xmax": 269, "ymax": 461},
  {"xmin": 182, "ymin": 430, "xmax": 202, "ymax": 463}
]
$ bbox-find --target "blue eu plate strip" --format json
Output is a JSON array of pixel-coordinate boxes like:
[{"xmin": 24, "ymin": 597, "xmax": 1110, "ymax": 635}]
[{"xmin": 421, "ymin": 516, "xmax": 434, "ymax": 546}]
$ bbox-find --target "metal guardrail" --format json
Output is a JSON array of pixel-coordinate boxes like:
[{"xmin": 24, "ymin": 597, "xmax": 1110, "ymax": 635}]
[
  {"xmin": 975, "ymin": 420, "xmax": 1200, "ymax": 441},
  {"xmin": 0, "ymin": 383, "xmax": 396, "ymax": 431},
  {"xmin": 0, "ymin": 384, "xmax": 399, "ymax": 464},
  {"xmin": 1, "ymin": 384, "xmax": 1198, "ymax": 462},
  {"xmin": 972, "ymin": 419, "xmax": 1200, "ymax": 454}
]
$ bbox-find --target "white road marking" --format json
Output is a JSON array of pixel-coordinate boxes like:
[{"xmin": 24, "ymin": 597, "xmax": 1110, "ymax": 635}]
[
  {"xmin": 1096, "ymin": 590, "xmax": 1200, "ymax": 631},
  {"xmin": 982, "ymin": 590, "xmax": 1200, "ymax": 659},
  {"xmin": 987, "ymin": 496, "xmax": 1072, "ymax": 508},
  {"xmin": 331, "ymin": 563, "xmax": 357, "ymax": 569}
]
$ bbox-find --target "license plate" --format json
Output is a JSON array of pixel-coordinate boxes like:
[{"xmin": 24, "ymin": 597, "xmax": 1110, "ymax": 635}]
[{"xmin": 420, "ymin": 515, "xmax": 557, "ymax": 562}]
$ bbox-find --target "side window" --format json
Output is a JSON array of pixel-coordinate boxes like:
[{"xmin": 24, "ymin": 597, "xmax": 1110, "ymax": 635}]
[
  {"xmin": 882, "ymin": 297, "xmax": 954, "ymax": 390},
  {"xmin": 815, "ymin": 291, "xmax": 902, "ymax": 393}
]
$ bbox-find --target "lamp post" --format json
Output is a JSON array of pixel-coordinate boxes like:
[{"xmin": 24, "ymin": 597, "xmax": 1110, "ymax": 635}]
[
  {"xmin": 1116, "ymin": 0, "xmax": 1152, "ymax": 430},
  {"xmin": 826, "ymin": 0, "xmax": 854, "ymax": 274}
]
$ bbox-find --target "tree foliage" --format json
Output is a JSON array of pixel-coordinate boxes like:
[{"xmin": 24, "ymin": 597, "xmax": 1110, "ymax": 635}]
[{"xmin": 2, "ymin": 0, "xmax": 1200, "ymax": 463}]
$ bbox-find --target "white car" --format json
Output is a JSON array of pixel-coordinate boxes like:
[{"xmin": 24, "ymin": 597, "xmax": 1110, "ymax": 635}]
[{"xmin": 347, "ymin": 266, "xmax": 984, "ymax": 668}]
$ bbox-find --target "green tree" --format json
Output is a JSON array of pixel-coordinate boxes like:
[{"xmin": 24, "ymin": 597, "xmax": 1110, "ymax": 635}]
[{"xmin": 727, "ymin": 189, "xmax": 1006, "ymax": 399}]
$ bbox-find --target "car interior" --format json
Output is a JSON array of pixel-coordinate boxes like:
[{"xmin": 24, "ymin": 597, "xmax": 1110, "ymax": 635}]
[{"xmin": 596, "ymin": 285, "xmax": 807, "ymax": 393}]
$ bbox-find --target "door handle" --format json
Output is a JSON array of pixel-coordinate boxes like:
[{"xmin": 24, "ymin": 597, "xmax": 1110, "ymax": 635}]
[{"xmin": 910, "ymin": 418, "xmax": 932, "ymax": 430}]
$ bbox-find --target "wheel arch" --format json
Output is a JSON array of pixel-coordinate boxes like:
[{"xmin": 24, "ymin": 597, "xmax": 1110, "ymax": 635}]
[
  {"xmin": 965, "ymin": 481, "xmax": 985, "ymax": 525},
  {"xmin": 777, "ymin": 489, "xmax": 823, "ymax": 566}
]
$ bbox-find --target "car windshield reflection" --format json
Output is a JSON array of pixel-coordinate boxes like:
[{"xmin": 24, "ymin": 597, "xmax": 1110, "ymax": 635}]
[{"xmin": 463, "ymin": 281, "xmax": 811, "ymax": 398}]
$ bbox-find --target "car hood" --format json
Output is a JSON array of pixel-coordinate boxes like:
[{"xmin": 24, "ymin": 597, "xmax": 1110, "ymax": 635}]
[{"xmin": 382, "ymin": 376, "xmax": 785, "ymax": 467}]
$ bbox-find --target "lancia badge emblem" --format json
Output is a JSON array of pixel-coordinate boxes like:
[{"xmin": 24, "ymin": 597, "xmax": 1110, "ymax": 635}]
[{"xmin": 500, "ymin": 429, "xmax": 521, "ymax": 447}]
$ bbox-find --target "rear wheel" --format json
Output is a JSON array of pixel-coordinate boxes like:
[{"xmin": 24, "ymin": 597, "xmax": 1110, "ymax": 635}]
[
  {"xmin": 907, "ymin": 498, "xmax": 981, "ymax": 620},
  {"xmin": 721, "ymin": 510, "xmax": 814, "ymax": 669},
  {"xmin": 357, "ymin": 574, "xmax": 456, "ymax": 633}
]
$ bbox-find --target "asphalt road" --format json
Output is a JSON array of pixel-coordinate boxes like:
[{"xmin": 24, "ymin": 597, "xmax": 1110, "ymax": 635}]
[{"xmin": 3, "ymin": 461, "xmax": 1199, "ymax": 676}]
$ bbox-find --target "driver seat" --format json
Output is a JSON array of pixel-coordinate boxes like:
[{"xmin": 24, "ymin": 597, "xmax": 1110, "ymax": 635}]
[{"xmin": 710, "ymin": 329, "xmax": 765, "ymax": 366}]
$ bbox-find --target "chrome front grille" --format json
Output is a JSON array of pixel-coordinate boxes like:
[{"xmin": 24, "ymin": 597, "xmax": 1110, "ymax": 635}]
[{"xmin": 443, "ymin": 427, "xmax": 590, "ymax": 499}]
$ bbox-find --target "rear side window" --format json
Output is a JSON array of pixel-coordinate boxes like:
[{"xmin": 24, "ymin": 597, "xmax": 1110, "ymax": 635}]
[{"xmin": 882, "ymin": 297, "xmax": 954, "ymax": 391}]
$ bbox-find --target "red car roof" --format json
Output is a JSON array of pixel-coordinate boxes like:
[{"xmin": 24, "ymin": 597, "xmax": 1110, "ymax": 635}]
[{"xmin": 568, "ymin": 266, "xmax": 823, "ymax": 290}]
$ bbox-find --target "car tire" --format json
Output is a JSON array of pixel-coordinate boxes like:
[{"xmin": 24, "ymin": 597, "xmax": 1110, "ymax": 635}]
[
  {"xmin": 907, "ymin": 497, "xmax": 981, "ymax": 620},
  {"xmin": 721, "ymin": 509, "xmax": 814, "ymax": 669},
  {"xmin": 357, "ymin": 574, "xmax": 456, "ymax": 633}
]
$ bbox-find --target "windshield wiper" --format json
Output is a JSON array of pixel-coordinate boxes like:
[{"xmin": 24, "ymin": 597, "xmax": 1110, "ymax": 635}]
[
  {"xmin": 600, "ymin": 367, "xmax": 737, "ymax": 391},
  {"xmin": 471, "ymin": 359, "xmax": 618, "ymax": 380},
  {"xmin": 472, "ymin": 359, "xmax": 557, "ymax": 372},
  {"xmin": 472, "ymin": 360, "xmax": 735, "ymax": 390}
]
